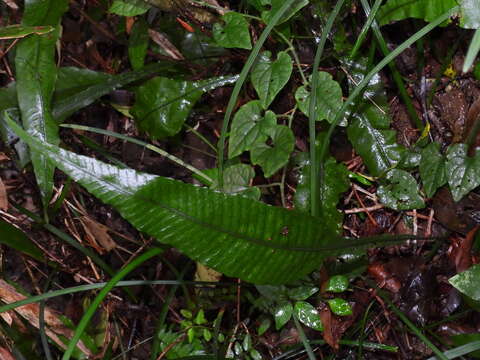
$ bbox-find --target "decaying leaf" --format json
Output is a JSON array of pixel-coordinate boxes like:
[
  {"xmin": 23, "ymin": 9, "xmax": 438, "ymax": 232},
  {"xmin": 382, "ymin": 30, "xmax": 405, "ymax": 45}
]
[
  {"xmin": 148, "ymin": 29, "xmax": 184, "ymax": 60},
  {"xmin": 80, "ymin": 216, "xmax": 117, "ymax": 253},
  {"xmin": 0, "ymin": 279, "xmax": 92, "ymax": 357},
  {"xmin": 0, "ymin": 177, "xmax": 8, "ymax": 210}
]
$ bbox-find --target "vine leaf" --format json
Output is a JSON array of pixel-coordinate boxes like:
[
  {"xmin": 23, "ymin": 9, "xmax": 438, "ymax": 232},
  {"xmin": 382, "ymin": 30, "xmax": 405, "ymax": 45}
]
[
  {"xmin": 419, "ymin": 142, "xmax": 446, "ymax": 198},
  {"xmin": 213, "ymin": 12, "xmax": 251, "ymax": 49},
  {"xmin": 251, "ymin": 51, "xmax": 292, "ymax": 109},
  {"xmin": 445, "ymin": 144, "xmax": 480, "ymax": 202}
]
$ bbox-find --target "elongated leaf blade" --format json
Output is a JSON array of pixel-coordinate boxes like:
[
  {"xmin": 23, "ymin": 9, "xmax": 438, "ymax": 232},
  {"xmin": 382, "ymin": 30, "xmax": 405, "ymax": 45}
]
[
  {"xmin": 7, "ymin": 117, "xmax": 333, "ymax": 285},
  {"xmin": 15, "ymin": 28, "xmax": 61, "ymax": 205}
]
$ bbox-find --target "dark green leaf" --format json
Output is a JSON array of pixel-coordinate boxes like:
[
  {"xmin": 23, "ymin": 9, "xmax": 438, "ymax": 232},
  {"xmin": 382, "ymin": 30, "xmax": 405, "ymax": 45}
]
[
  {"xmin": 109, "ymin": 0, "xmax": 151, "ymax": 16},
  {"xmin": 128, "ymin": 18, "xmax": 149, "ymax": 70},
  {"xmin": 207, "ymin": 164, "xmax": 260, "ymax": 200},
  {"xmin": 132, "ymin": 75, "xmax": 237, "ymax": 139},
  {"xmin": 377, "ymin": 169, "xmax": 425, "ymax": 210},
  {"xmin": 251, "ymin": 51, "xmax": 292, "ymax": 109},
  {"xmin": 7, "ymin": 117, "xmax": 340, "ymax": 285},
  {"xmin": 22, "ymin": 0, "xmax": 69, "ymax": 26},
  {"xmin": 325, "ymin": 275, "xmax": 349, "ymax": 293},
  {"xmin": 228, "ymin": 101, "xmax": 276, "ymax": 158},
  {"xmin": 0, "ymin": 109, "xmax": 30, "ymax": 168},
  {"xmin": 0, "ymin": 83, "xmax": 17, "ymax": 110},
  {"xmin": 257, "ymin": 318, "xmax": 271, "ymax": 336},
  {"xmin": 347, "ymin": 117, "xmax": 405, "ymax": 177},
  {"xmin": 261, "ymin": 0, "xmax": 309, "ymax": 25},
  {"xmin": 377, "ymin": 0, "xmax": 458, "ymax": 26},
  {"xmin": 287, "ymin": 285, "xmax": 319, "ymax": 301},
  {"xmin": 419, "ymin": 142, "xmax": 446, "ymax": 198},
  {"xmin": 327, "ymin": 298, "xmax": 352, "ymax": 316},
  {"xmin": 274, "ymin": 301, "xmax": 293, "ymax": 329},
  {"xmin": 343, "ymin": 57, "xmax": 391, "ymax": 129},
  {"xmin": 213, "ymin": 12, "xmax": 252, "ymax": 50},
  {"xmin": 15, "ymin": 27, "xmax": 62, "ymax": 206},
  {"xmin": 294, "ymin": 155, "xmax": 349, "ymax": 235},
  {"xmin": 449, "ymin": 264, "xmax": 480, "ymax": 301},
  {"xmin": 0, "ymin": 219, "xmax": 43, "ymax": 261},
  {"xmin": 54, "ymin": 67, "xmax": 111, "ymax": 100},
  {"xmin": 294, "ymin": 301, "xmax": 323, "ymax": 331},
  {"xmin": 53, "ymin": 63, "xmax": 184, "ymax": 123},
  {"xmin": 295, "ymin": 72, "xmax": 343, "ymax": 124},
  {"xmin": 445, "ymin": 144, "xmax": 480, "ymax": 202},
  {"xmin": 250, "ymin": 125, "xmax": 294, "ymax": 177}
]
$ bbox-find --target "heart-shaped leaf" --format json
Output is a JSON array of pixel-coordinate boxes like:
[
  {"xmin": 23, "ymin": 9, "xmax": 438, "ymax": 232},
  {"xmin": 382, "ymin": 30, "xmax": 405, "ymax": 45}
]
[
  {"xmin": 377, "ymin": 169, "xmax": 425, "ymax": 210},
  {"xmin": 132, "ymin": 75, "xmax": 238, "ymax": 139},
  {"xmin": 445, "ymin": 144, "xmax": 480, "ymax": 201},
  {"xmin": 213, "ymin": 12, "xmax": 251, "ymax": 50},
  {"xmin": 419, "ymin": 142, "xmax": 447, "ymax": 198},
  {"xmin": 295, "ymin": 72, "xmax": 343, "ymax": 124},
  {"xmin": 251, "ymin": 51, "xmax": 292, "ymax": 109},
  {"xmin": 250, "ymin": 125, "xmax": 295, "ymax": 177},
  {"xmin": 228, "ymin": 101, "xmax": 277, "ymax": 158}
]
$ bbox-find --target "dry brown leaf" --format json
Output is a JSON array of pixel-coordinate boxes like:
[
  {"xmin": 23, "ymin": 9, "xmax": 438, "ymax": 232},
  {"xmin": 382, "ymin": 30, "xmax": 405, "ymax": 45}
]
[
  {"xmin": 454, "ymin": 226, "xmax": 479, "ymax": 273},
  {"xmin": 195, "ymin": 263, "xmax": 222, "ymax": 283},
  {"xmin": 80, "ymin": 216, "xmax": 117, "ymax": 253},
  {"xmin": 0, "ymin": 177, "xmax": 8, "ymax": 211},
  {"xmin": 148, "ymin": 29, "xmax": 184, "ymax": 60},
  {"xmin": 0, "ymin": 279, "xmax": 92, "ymax": 357},
  {"xmin": 0, "ymin": 347, "xmax": 15, "ymax": 360},
  {"xmin": 0, "ymin": 153, "xmax": 10, "ymax": 161}
]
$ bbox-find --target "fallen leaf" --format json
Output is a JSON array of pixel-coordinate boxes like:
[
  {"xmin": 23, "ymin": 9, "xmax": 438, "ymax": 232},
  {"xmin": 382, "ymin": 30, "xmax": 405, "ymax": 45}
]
[
  {"xmin": 195, "ymin": 263, "xmax": 222, "ymax": 283},
  {"xmin": 0, "ymin": 279, "xmax": 92, "ymax": 357},
  {"xmin": 80, "ymin": 216, "xmax": 116, "ymax": 253},
  {"xmin": 0, "ymin": 177, "xmax": 8, "ymax": 210},
  {"xmin": 453, "ymin": 226, "xmax": 479, "ymax": 273},
  {"xmin": 148, "ymin": 29, "xmax": 184, "ymax": 60}
]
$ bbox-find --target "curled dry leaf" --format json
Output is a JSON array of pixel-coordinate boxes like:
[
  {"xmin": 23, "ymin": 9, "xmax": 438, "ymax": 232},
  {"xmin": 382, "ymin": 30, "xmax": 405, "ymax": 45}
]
[
  {"xmin": 453, "ymin": 225, "xmax": 479, "ymax": 273},
  {"xmin": 0, "ymin": 177, "xmax": 8, "ymax": 210},
  {"xmin": 80, "ymin": 216, "xmax": 117, "ymax": 253},
  {"xmin": 148, "ymin": 29, "xmax": 184, "ymax": 60},
  {"xmin": 0, "ymin": 279, "xmax": 92, "ymax": 357}
]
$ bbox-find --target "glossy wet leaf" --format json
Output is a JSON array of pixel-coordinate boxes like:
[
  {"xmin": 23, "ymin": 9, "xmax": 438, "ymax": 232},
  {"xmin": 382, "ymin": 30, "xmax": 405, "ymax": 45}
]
[
  {"xmin": 0, "ymin": 219, "xmax": 43, "ymax": 261},
  {"xmin": 287, "ymin": 285, "xmax": 319, "ymax": 301},
  {"xmin": 213, "ymin": 12, "xmax": 251, "ymax": 50},
  {"xmin": 328, "ymin": 298, "xmax": 353, "ymax": 316},
  {"xmin": 274, "ymin": 301, "xmax": 293, "ymax": 329},
  {"xmin": 377, "ymin": 0, "xmax": 458, "ymax": 25},
  {"xmin": 7, "ymin": 117, "xmax": 343, "ymax": 285},
  {"xmin": 53, "ymin": 63, "xmax": 180, "ymax": 122},
  {"xmin": 251, "ymin": 51, "xmax": 292, "ymax": 109},
  {"xmin": 261, "ymin": 0, "xmax": 309, "ymax": 25},
  {"xmin": 377, "ymin": 169, "xmax": 425, "ymax": 211},
  {"xmin": 132, "ymin": 75, "xmax": 237, "ymax": 139},
  {"xmin": 420, "ymin": 142, "xmax": 447, "ymax": 198},
  {"xmin": 206, "ymin": 164, "xmax": 260, "ymax": 200},
  {"xmin": 449, "ymin": 264, "xmax": 480, "ymax": 301},
  {"xmin": 325, "ymin": 275, "xmax": 349, "ymax": 293},
  {"xmin": 347, "ymin": 117, "xmax": 405, "ymax": 177},
  {"xmin": 445, "ymin": 144, "xmax": 480, "ymax": 202},
  {"xmin": 16, "ymin": 0, "xmax": 67, "ymax": 206},
  {"xmin": 460, "ymin": 0, "xmax": 480, "ymax": 29},
  {"xmin": 0, "ymin": 25, "xmax": 54, "ymax": 39},
  {"xmin": 250, "ymin": 125, "xmax": 295, "ymax": 178},
  {"xmin": 294, "ymin": 155, "xmax": 350, "ymax": 235},
  {"xmin": 294, "ymin": 301, "xmax": 323, "ymax": 331},
  {"xmin": 295, "ymin": 72, "xmax": 343, "ymax": 124},
  {"xmin": 128, "ymin": 18, "xmax": 149, "ymax": 70},
  {"xmin": 228, "ymin": 101, "xmax": 276, "ymax": 158},
  {"xmin": 109, "ymin": 0, "xmax": 150, "ymax": 16},
  {"xmin": 344, "ymin": 57, "xmax": 390, "ymax": 129}
]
